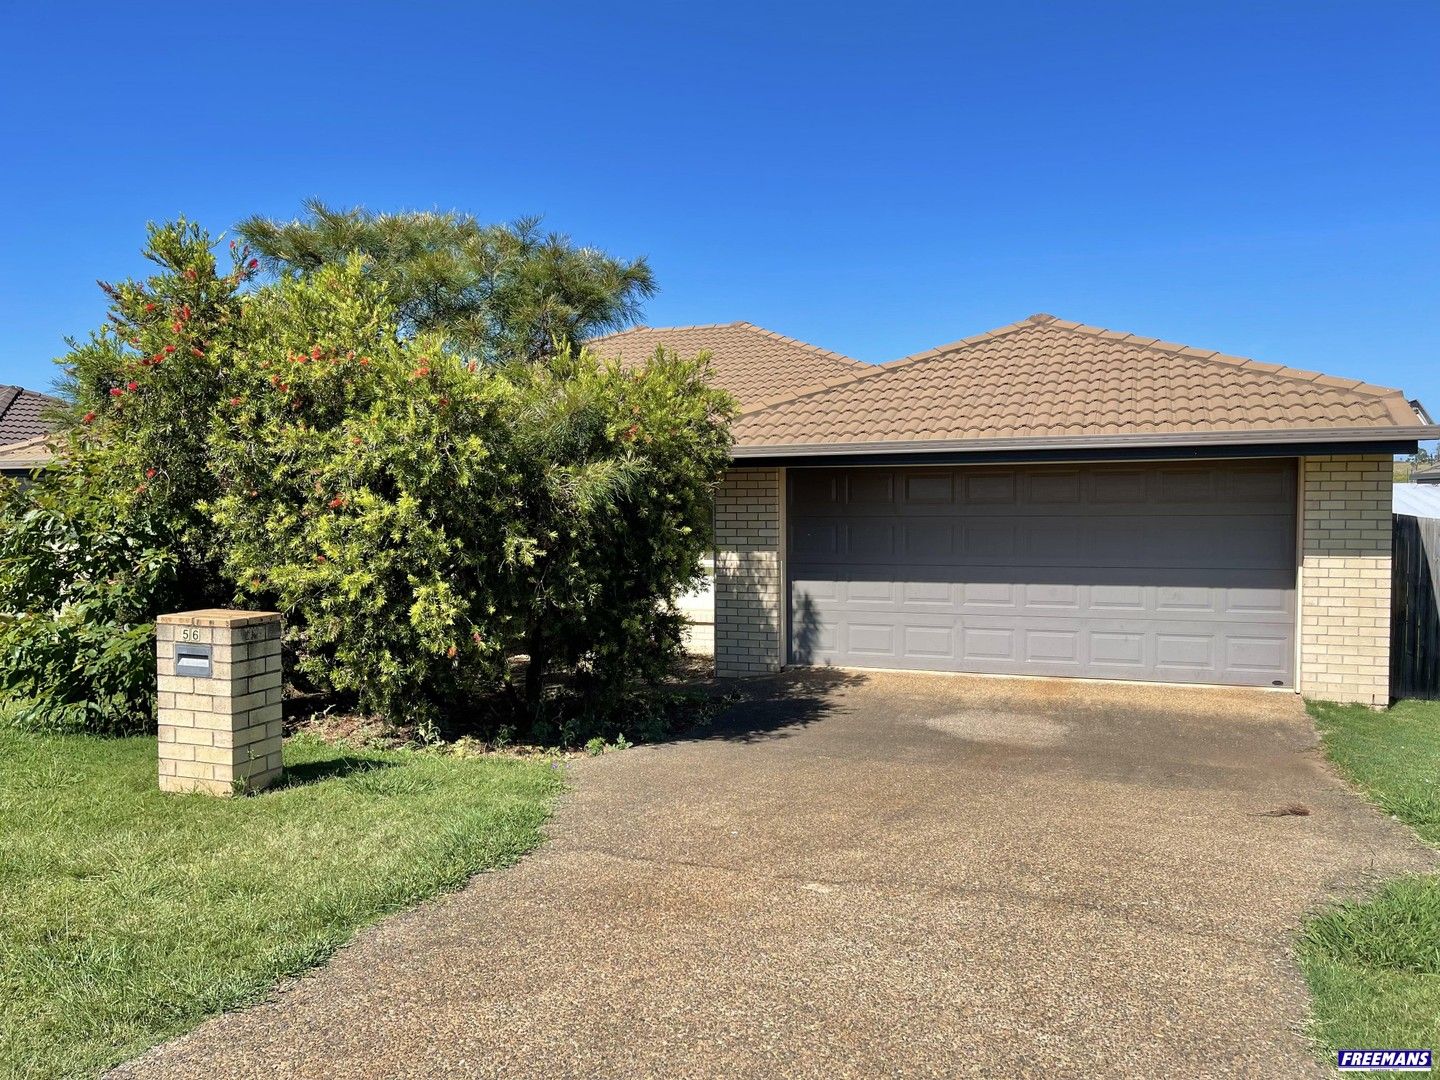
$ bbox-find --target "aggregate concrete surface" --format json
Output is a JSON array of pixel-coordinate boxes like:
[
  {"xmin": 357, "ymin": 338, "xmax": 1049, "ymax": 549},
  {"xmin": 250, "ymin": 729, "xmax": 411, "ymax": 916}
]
[{"xmin": 111, "ymin": 669, "xmax": 1435, "ymax": 1079}]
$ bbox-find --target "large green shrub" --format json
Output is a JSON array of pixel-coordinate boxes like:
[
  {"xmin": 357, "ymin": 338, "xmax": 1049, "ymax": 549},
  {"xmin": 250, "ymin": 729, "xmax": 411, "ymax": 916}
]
[
  {"xmin": 206, "ymin": 260, "xmax": 527, "ymax": 730},
  {"xmin": 501, "ymin": 348, "xmax": 733, "ymax": 724},
  {"xmin": 0, "ymin": 222, "xmax": 250, "ymax": 732},
  {"xmin": 206, "ymin": 258, "xmax": 734, "ymax": 736},
  {"xmin": 0, "ymin": 459, "xmax": 179, "ymax": 733},
  {"xmin": 0, "ymin": 218, "xmax": 731, "ymax": 740},
  {"xmin": 55, "ymin": 220, "xmax": 251, "ymax": 594}
]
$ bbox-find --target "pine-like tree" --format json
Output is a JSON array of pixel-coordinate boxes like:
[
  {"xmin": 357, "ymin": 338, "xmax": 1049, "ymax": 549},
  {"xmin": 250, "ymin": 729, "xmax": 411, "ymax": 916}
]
[{"xmin": 236, "ymin": 201, "xmax": 655, "ymax": 362}]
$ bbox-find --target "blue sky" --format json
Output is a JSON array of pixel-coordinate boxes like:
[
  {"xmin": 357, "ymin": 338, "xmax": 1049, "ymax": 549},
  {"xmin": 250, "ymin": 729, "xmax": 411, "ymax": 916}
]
[{"xmin": 2, "ymin": 1, "xmax": 1437, "ymax": 421}]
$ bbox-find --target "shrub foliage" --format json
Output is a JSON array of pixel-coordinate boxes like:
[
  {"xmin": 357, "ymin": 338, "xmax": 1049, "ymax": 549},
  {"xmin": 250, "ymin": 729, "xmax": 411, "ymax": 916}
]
[{"xmin": 0, "ymin": 221, "xmax": 732, "ymax": 739}]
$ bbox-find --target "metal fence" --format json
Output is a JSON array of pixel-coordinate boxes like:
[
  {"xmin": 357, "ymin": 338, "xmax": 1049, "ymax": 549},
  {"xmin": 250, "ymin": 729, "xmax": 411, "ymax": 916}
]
[{"xmin": 1391, "ymin": 512, "xmax": 1440, "ymax": 700}]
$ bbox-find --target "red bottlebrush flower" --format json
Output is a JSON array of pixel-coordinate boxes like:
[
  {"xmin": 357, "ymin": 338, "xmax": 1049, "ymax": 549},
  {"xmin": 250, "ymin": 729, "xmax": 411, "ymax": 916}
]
[
  {"xmin": 411, "ymin": 366, "xmax": 431, "ymax": 379},
  {"xmin": 471, "ymin": 630, "xmax": 483, "ymax": 645},
  {"xmin": 358, "ymin": 357, "xmax": 371, "ymax": 366},
  {"xmin": 126, "ymin": 381, "xmax": 139, "ymax": 391},
  {"xmin": 327, "ymin": 496, "xmax": 346, "ymax": 509},
  {"xmin": 109, "ymin": 387, "xmax": 123, "ymax": 397},
  {"xmin": 172, "ymin": 321, "xmax": 182, "ymax": 333},
  {"xmin": 184, "ymin": 269, "xmax": 197, "ymax": 281},
  {"xmin": 346, "ymin": 350, "xmax": 355, "ymax": 360},
  {"xmin": 311, "ymin": 345, "xmax": 322, "ymax": 360},
  {"xmin": 144, "ymin": 302, "xmax": 156, "ymax": 313},
  {"xmin": 248, "ymin": 258, "xmax": 259, "ymax": 269},
  {"xmin": 163, "ymin": 344, "xmax": 176, "ymax": 354},
  {"xmin": 437, "ymin": 396, "xmax": 449, "ymax": 408},
  {"xmin": 466, "ymin": 360, "xmax": 478, "ymax": 373},
  {"xmin": 229, "ymin": 397, "xmax": 243, "ymax": 406},
  {"xmin": 135, "ymin": 482, "xmax": 148, "ymax": 494},
  {"xmin": 190, "ymin": 346, "xmax": 204, "ymax": 358},
  {"xmin": 152, "ymin": 352, "xmax": 165, "ymax": 363},
  {"xmin": 351, "ymin": 435, "xmax": 362, "ymax": 445},
  {"xmin": 446, "ymin": 645, "xmax": 458, "ymax": 659},
  {"xmin": 145, "ymin": 467, "xmax": 157, "ymax": 479},
  {"xmin": 82, "ymin": 411, "xmax": 96, "ymax": 424},
  {"xmin": 314, "ymin": 554, "xmax": 327, "ymax": 563},
  {"xmin": 181, "ymin": 304, "xmax": 190, "ymax": 320}
]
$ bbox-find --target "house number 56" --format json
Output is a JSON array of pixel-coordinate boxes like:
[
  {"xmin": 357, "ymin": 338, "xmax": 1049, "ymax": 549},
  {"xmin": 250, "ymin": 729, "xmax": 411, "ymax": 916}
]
[{"xmin": 180, "ymin": 628, "xmax": 203, "ymax": 642}]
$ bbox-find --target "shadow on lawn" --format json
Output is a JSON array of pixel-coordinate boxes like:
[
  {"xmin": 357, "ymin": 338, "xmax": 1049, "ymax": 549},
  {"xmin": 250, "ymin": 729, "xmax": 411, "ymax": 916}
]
[
  {"xmin": 274, "ymin": 755, "xmax": 396, "ymax": 789},
  {"xmin": 683, "ymin": 665, "xmax": 869, "ymax": 744}
]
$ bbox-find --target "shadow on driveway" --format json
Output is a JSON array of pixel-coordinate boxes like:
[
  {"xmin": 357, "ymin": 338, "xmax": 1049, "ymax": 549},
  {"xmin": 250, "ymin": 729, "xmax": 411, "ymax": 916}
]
[{"xmin": 686, "ymin": 666, "xmax": 870, "ymax": 743}]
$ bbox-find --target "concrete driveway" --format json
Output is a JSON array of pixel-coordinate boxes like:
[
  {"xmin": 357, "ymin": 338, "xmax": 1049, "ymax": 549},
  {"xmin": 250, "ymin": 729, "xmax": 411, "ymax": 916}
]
[{"xmin": 114, "ymin": 670, "xmax": 1433, "ymax": 1079}]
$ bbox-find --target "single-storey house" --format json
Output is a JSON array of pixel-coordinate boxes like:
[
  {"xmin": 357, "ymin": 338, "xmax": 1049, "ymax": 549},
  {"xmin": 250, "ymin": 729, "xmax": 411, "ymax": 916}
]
[
  {"xmin": 592, "ymin": 314, "xmax": 1438, "ymax": 705},
  {"xmin": 1411, "ymin": 464, "xmax": 1440, "ymax": 485}
]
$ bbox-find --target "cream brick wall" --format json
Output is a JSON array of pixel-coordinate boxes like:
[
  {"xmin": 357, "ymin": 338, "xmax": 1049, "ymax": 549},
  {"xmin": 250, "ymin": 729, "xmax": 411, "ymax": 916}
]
[
  {"xmin": 1300, "ymin": 455, "xmax": 1392, "ymax": 705},
  {"xmin": 157, "ymin": 610, "xmax": 285, "ymax": 795},
  {"xmin": 714, "ymin": 468, "xmax": 785, "ymax": 677}
]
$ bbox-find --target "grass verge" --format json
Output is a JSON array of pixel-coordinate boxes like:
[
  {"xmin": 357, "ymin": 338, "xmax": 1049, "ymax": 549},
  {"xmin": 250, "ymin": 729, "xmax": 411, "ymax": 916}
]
[
  {"xmin": 0, "ymin": 729, "xmax": 563, "ymax": 1079},
  {"xmin": 1301, "ymin": 699, "xmax": 1440, "ymax": 1058}
]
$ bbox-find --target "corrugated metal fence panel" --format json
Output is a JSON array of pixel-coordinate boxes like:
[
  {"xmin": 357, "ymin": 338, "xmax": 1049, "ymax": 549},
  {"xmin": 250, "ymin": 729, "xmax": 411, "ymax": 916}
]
[
  {"xmin": 1391, "ymin": 513, "xmax": 1440, "ymax": 699},
  {"xmin": 1392, "ymin": 484, "xmax": 1440, "ymax": 519}
]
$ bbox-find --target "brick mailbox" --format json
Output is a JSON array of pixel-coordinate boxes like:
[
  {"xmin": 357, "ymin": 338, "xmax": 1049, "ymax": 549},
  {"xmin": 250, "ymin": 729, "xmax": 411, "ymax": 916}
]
[{"xmin": 156, "ymin": 609, "xmax": 284, "ymax": 795}]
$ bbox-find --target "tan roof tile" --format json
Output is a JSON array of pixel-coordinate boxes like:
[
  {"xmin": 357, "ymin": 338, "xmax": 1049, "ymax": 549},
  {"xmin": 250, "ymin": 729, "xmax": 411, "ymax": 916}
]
[
  {"xmin": 586, "ymin": 321, "xmax": 869, "ymax": 410},
  {"xmin": 733, "ymin": 313, "xmax": 1432, "ymax": 452}
]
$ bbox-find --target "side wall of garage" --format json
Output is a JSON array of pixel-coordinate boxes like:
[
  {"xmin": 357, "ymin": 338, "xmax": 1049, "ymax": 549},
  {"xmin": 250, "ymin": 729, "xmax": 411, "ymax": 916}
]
[
  {"xmin": 1299, "ymin": 454, "xmax": 1392, "ymax": 705},
  {"xmin": 714, "ymin": 468, "xmax": 785, "ymax": 677}
]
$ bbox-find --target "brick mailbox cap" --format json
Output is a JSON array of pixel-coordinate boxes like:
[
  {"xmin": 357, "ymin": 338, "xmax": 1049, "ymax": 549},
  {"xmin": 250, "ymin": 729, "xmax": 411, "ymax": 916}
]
[{"xmin": 157, "ymin": 609, "xmax": 283, "ymax": 629}]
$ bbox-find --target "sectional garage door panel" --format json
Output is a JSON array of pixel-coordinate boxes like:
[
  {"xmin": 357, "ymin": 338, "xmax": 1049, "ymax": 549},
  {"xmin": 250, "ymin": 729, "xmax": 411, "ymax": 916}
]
[{"xmin": 787, "ymin": 461, "xmax": 1297, "ymax": 687}]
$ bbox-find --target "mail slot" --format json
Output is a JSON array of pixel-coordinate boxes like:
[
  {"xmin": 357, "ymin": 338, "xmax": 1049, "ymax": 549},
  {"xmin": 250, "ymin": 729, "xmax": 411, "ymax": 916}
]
[{"xmin": 174, "ymin": 643, "xmax": 213, "ymax": 679}]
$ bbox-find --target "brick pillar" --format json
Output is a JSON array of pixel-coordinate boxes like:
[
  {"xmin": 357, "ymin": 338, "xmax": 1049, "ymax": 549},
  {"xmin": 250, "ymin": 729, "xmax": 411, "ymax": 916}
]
[
  {"xmin": 156, "ymin": 609, "xmax": 284, "ymax": 795},
  {"xmin": 714, "ymin": 467, "xmax": 785, "ymax": 677},
  {"xmin": 1299, "ymin": 455, "xmax": 1392, "ymax": 705}
]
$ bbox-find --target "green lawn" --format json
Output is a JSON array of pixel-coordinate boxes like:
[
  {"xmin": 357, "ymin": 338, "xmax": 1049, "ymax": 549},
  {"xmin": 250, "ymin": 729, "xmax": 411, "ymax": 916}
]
[
  {"xmin": 0, "ymin": 729, "xmax": 563, "ymax": 1079},
  {"xmin": 1301, "ymin": 699, "xmax": 1440, "ymax": 1059}
]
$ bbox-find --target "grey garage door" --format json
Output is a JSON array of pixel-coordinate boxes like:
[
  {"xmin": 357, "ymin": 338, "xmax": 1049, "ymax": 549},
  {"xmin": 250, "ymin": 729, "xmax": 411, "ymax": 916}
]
[{"xmin": 788, "ymin": 460, "xmax": 1297, "ymax": 687}]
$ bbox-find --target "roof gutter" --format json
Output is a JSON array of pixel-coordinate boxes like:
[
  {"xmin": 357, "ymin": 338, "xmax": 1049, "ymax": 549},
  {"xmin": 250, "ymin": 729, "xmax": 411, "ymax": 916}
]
[{"xmin": 731, "ymin": 424, "xmax": 1440, "ymax": 460}]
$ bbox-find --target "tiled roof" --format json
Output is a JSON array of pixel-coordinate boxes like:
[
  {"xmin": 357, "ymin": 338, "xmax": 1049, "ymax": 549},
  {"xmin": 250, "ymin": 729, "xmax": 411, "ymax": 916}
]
[
  {"xmin": 587, "ymin": 322, "xmax": 869, "ymax": 410},
  {"xmin": 733, "ymin": 314, "xmax": 1430, "ymax": 452},
  {"xmin": 0, "ymin": 385, "xmax": 62, "ymax": 444}
]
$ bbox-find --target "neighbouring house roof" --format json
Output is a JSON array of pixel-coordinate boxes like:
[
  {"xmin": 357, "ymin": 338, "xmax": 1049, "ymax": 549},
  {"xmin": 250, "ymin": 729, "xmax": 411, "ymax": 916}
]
[
  {"xmin": 1394, "ymin": 484, "xmax": 1440, "ymax": 518},
  {"xmin": 731, "ymin": 313, "xmax": 1436, "ymax": 457},
  {"xmin": 0, "ymin": 385, "xmax": 62, "ymax": 444},
  {"xmin": 1411, "ymin": 465, "xmax": 1440, "ymax": 484},
  {"xmin": 587, "ymin": 321, "xmax": 870, "ymax": 410},
  {"xmin": 0, "ymin": 386, "xmax": 63, "ymax": 473}
]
